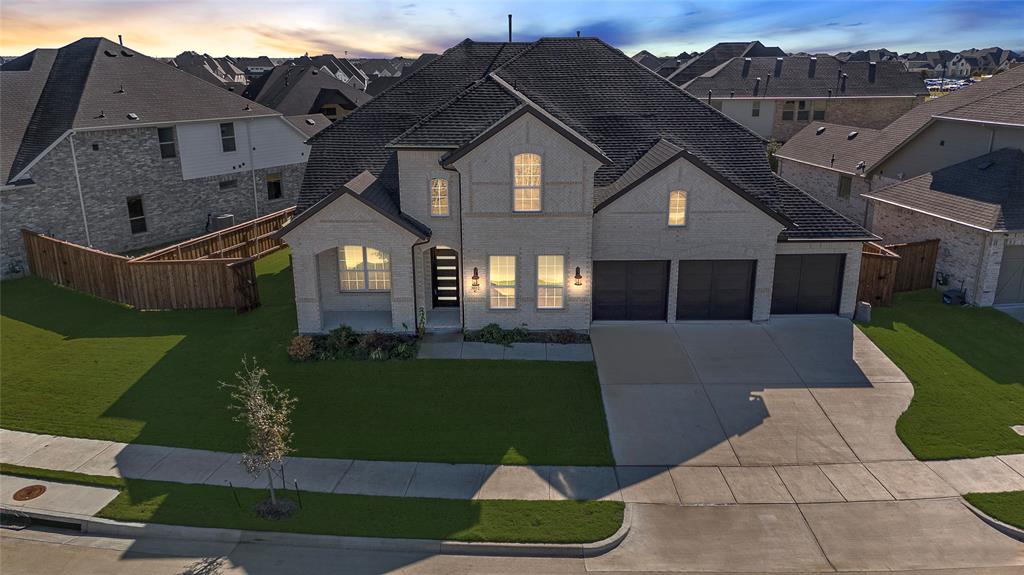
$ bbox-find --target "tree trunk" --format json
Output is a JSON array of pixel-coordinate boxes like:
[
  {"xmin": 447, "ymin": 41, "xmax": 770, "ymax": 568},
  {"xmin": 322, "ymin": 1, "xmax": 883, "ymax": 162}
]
[{"xmin": 266, "ymin": 467, "xmax": 277, "ymax": 505}]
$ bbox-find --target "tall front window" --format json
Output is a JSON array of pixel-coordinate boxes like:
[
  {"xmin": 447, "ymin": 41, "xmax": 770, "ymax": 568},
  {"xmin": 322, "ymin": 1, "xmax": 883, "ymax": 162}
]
[
  {"xmin": 537, "ymin": 255, "xmax": 564, "ymax": 309},
  {"xmin": 668, "ymin": 190, "xmax": 688, "ymax": 226},
  {"xmin": 489, "ymin": 255, "xmax": 516, "ymax": 309},
  {"xmin": 220, "ymin": 122, "xmax": 236, "ymax": 152},
  {"xmin": 513, "ymin": 153, "xmax": 541, "ymax": 212},
  {"xmin": 430, "ymin": 178, "xmax": 449, "ymax": 216},
  {"xmin": 157, "ymin": 127, "xmax": 176, "ymax": 158},
  {"xmin": 338, "ymin": 246, "xmax": 390, "ymax": 291}
]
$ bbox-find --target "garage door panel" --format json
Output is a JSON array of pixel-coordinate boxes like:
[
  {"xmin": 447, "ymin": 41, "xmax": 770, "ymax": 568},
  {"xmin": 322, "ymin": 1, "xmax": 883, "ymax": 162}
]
[
  {"xmin": 995, "ymin": 245, "xmax": 1024, "ymax": 304},
  {"xmin": 772, "ymin": 254, "xmax": 844, "ymax": 315},
  {"xmin": 594, "ymin": 260, "xmax": 668, "ymax": 321},
  {"xmin": 677, "ymin": 260, "xmax": 755, "ymax": 320}
]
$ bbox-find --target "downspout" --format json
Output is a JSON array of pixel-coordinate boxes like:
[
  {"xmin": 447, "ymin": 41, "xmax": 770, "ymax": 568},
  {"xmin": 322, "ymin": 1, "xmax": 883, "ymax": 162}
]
[
  {"xmin": 68, "ymin": 133, "xmax": 92, "ymax": 246},
  {"xmin": 245, "ymin": 120, "xmax": 258, "ymax": 217},
  {"xmin": 411, "ymin": 236, "xmax": 430, "ymax": 334},
  {"xmin": 988, "ymin": 127, "xmax": 996, "ymax": 153}
]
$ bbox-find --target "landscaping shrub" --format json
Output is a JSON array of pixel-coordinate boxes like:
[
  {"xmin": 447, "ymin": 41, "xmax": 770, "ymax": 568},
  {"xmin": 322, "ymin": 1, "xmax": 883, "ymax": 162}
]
[
  {"xmin": 296, "ymin": 326, "xmax": 418, "ymax": 361},
  {"xmin": 465, "ymin": 325, "xmax": 590, "ymax": 346},
  {"xmin": 286, "ymin": 335, "xmax": 314, "ymax": 362}
]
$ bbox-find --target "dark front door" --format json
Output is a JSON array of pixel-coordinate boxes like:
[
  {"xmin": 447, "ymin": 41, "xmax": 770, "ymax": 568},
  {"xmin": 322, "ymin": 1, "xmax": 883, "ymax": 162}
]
[
  {"xmin": 771, "ymin": 254, "xmax": 844, "ymax": 314},
  {"xmin": 431, "ymin": 248, "xmax": 460, "ymax": 307},
  {"xmin": 593, "ymin": 260, "xmax": 669, "ymax": 321},
  {"xmin": 677, "ymin": 260, "xmax": 756, "ymax": 320}
]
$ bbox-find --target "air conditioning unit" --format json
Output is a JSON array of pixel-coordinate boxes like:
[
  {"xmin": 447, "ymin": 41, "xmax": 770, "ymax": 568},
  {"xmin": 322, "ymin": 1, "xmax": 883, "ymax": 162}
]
[{"xmin": 211, "ymin": 214, "xmax": 235, "ymax": 231}]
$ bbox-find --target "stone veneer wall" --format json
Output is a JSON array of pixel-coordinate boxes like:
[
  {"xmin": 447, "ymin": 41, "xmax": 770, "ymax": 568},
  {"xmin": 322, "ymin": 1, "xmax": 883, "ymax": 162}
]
[{"xmin": 2, "ymin": 127, "xmax": 304, "ymax": 276}]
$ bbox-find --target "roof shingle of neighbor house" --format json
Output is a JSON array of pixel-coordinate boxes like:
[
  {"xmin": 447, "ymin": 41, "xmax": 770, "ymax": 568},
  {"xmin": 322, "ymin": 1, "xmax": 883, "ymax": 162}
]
[
  {"xmin": 300, "ymin": 37, "xmax": 873, "ymax": 240},
  {"xmin": 862, "ymin": 148, "xmax": 1024, "ymax": 232},
  {"xmin": 0, "ymin": 37, "xmax": 279, "ymax": 184},
  {"xmin": 682, "ymin": 56, "xmax": 928, "ymax": 99},
  {"xmin": 776, "ymin": 65, "xmax": 1024, "ymax": 175},
  {"xmin": 242, "ymin": 64, "xmax": 372, "ymax": 115}
]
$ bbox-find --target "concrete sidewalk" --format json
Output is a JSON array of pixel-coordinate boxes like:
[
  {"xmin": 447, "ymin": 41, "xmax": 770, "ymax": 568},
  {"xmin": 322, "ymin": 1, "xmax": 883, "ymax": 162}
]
[
  {"xmin": 417, "ymin": 333, "xmax": 594, "ymax": 361},
  {"xmin": 4, "ymin": 429, "xmax": 1023, "ymax": 504}
]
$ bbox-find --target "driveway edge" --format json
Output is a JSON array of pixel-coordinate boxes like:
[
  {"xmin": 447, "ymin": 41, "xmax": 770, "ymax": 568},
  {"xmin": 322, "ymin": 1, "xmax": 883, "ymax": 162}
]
[
  {"xmin": 2, "ymin": 503, "xmax": 632, "ymax": 558},
  {"xmin": 961, "ymin": 498, "xmax": 1024, "ymax": 543}
]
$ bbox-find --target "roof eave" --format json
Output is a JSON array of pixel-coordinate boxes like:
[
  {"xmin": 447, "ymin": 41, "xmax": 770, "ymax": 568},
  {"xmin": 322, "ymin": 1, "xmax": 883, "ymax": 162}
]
[{"xmin": 276, "ymin": 186, "xmax": 430, "ymax": 241}]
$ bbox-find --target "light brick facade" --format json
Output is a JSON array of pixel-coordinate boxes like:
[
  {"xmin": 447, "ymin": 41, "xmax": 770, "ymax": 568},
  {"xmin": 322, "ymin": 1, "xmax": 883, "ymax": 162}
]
[
  {"xmin": 777, "ymin": 158, "xmax": 874, "ymax": 225},
  {"xmin": 2, "ymin": 126, "xmax": 304, "ymax": 276},
  {"xmin": 769, "ymin": 96, "xmax": 920, "ymax": 142}
]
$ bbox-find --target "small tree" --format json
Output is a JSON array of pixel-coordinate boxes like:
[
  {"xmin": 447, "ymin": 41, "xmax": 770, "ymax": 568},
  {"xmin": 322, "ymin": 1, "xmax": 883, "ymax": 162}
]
[{"xmin": 221, "ymin": 357, "xmax": 296, "ymax": 511}]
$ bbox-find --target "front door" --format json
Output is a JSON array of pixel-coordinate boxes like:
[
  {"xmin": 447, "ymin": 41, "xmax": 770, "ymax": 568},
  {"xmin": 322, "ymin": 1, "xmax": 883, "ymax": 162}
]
[{"xmin": 431, "ymin": 248, "xmax": 460, "ymax": 307}]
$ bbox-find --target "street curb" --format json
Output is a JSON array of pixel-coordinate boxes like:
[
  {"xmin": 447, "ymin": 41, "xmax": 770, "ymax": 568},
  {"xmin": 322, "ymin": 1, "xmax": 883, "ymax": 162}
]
[
  {"xmin": 3, "ymin": 503, "xmax": 632, "ymax": 558},
  {"xmin": 962, "ymin": 499, "xmax": 1024, "ymax": 543}
]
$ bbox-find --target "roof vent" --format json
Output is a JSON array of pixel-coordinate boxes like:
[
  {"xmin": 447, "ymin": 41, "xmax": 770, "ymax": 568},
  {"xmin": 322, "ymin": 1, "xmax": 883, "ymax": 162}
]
[
  {"xmin": 753, "ymin": 76, "xmax": 761, "ymax": 95},
  {"xmin": 816, "ymin": 126, "xmax": 826, "ymax": 135},
  {"xmin": 840, "ymin": 73, "xmax": 848, "ymax": 92},
  {"xmin": 95, "ymin": 110, "xmax": 106, "ymax": 119},
  {"xmin": 741, "ymin": 57, "xmax": 751, "ymax": 77},
  {"xmin": 774, "ymin": 57, "xmax": 783, "ymax": 77},
  {"xmin": 978, "ymin": 160, "xmax": 994, "ymax": 170},
  {"xmin": 305, "ymin": 118, "xmax": 316, "ymax": 126},
  {"xmin": 243, "ymin": 104, "xmax": 252, "ymax": 111},
  {"xmin": 808, "ymin": 56, "xmax": 817, "ymax": 78},
  {"xmin": 115, "ymin": 84, "xmax": 125, "ymax": 94},
  {"xmin": 856, "ymin": 160, "xmax": 866, "ymax": 171},
  {"xmin": 830, "ymin": 154, "xmax": 836, "ymax": 167},
  {"xmin": 120, "ymin": 50, "xmax": 133, "ymax": 57},
  {"xmin": 103, "ymin": 50, "xmax": 117, "ymax": 57},
  {"xmin": 868, "ymin": 61, "xmax": 877, "ymax": 83},
  {"xmin": 312, "ymin": 68, "xmax": 319, "ymax": 74},
  {"xmin": 847, "ymin": 131, "xmax": 858, "ymax": 140},
  {"xmin": 126, "ymin": 113, "xmax": 139, "ymax": 121}
]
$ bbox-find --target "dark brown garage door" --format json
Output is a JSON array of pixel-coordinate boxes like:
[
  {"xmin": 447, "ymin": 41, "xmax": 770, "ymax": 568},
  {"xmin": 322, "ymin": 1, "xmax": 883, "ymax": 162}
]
[
  {"xmin": 677, "ymin": 260, "xmax": 756, "ymax": 320},
  {"xmin": 593, "ymin": 260, "xmax": 669, "ymax": 321},
  {"xmin": 771, "ymin": 254, "xmax": 845, "ymax": 314}
]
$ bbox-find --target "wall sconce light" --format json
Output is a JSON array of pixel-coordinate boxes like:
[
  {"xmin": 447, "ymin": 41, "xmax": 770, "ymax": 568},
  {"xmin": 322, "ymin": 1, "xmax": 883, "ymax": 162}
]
[
  {"xmin": 574, "ymin": 266, "xmax": 583, "ymax": 287},
  {"xmin": 471, "ymin": 267, "xmax": 480, "ymax": 291}
]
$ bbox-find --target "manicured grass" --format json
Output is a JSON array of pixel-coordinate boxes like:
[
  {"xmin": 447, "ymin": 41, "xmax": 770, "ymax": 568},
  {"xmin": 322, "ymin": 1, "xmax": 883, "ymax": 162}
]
[
  {"xmin": 0, "ymin": 464, "xmax": 623, "ymax": 543},
  {"xmin": 858, "ymin": 290, "xmax": 1024, "ymax": 460},
  {"xmin": 1, "ymin": 250, "xmax": 613, "ymax": 465},
  {"xmin": 964, "ymin": 491, "xmax": 1024, "ymax": 529}
]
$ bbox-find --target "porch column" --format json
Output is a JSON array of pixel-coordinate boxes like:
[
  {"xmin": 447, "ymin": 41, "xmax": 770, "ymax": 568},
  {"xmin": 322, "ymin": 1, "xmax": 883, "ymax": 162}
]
[{"xmin": 292, "ymin": 251, "xmax": 323, "ymax": 333}]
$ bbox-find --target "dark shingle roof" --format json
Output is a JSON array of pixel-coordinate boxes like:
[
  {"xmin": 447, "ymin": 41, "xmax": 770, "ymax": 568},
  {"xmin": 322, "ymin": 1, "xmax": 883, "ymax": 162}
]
[
  {"xmin": 1, "ymin": 37, "xmax": 278, "ymax": 184},
  {"xmin": 242, "ymin": 64, "xmax": 371, "ymax": 115},
  {"xmin": 862, "ymin": 149, "xmax": 1024, "ymax": 232},
  {"xmin": 683, "ymin": 56, "xmax": 927, "ymax": 99},
  {"xmin": 298, "ymin": 37, "xmax": 871, "ymax": 240},
  {"xmin": 284, "ymin": 113, "xmax": 331, "ymax": 138},
  {"xmin": 776, "ymin": 65, "xmax": 1024, "ymax": 174},
  {"xmin": 666, "ymin": 41, "xmax": 785, "ymax": 85}
]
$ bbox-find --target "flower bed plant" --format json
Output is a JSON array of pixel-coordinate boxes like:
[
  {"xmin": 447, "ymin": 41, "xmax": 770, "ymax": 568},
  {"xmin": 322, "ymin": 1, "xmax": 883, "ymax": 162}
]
[
  {"xmin": 464, "ymin": 324, "xmax": 591, "ymax": 347},
  {"xmin": 288, "ymin": 326, "xmax": 418, "ymax": 361}
]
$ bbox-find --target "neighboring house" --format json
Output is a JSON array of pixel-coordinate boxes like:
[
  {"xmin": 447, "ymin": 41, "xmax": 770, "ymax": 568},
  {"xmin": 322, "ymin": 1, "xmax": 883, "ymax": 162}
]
[
  {"xmin": 231, "ymin": 56, "xmax": 276, "ymax": 80},
  {"xmin": 774, "ymin": 66, "xmax": 1024, "ymax": 306},
  {"xmin": 170, "ymin": 51, "xmax": 248, "ymax": 91},
  {"xmin": 353, "ymin": 58, "xmax": 401, "ymax": 78},
  {"xmin": 662, "ymin": 41, "xmax": 785, "ymax": 85},
  {"xmin": 404, "ymin": 53, "xmax": 439, "ymax": 75},
  {"xmin": 243, "ymin": 63, "xmax": 372, "ymax": 120},
  {"xmin": 682, "ymin": 56, "xmax": 928, "ymax": 141},
  {"xmin": 839, "ymin": 49, "xmax": 900, "ymax": 63},
  {"xmin": 630, "ymin": 50, "xmax": 691, "ymax": 75},
  {"xmin": 365, "ymin": 76, "xmax": 403, "ymax": 97},
  {"xmin": 862, "ymin": 149, "xmax": 1024, "ymax": 306},
  {"xmin": 290, "ymin": 54, "xmax": 370, "ymax": 90},
  {"xmin": 902, "ymin": 50, "xmax": 956, "ymax": 78},
  {"xmin": 0, "ymin": 37, "xmax": 323, "ymax": 276},
  {"xmin": 277, "ymin": 37, "xmax": 873, "ymax": 335}
]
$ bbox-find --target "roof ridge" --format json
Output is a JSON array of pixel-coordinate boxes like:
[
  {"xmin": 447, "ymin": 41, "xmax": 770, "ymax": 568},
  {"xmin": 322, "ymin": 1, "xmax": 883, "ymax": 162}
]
[
  {"xmin": 938, "ymin": 74, "xmax": 1024, "ymax": 118},
  {"xmin": 387, "ymin": 76, "xmax": 511, "ymax": 147}
]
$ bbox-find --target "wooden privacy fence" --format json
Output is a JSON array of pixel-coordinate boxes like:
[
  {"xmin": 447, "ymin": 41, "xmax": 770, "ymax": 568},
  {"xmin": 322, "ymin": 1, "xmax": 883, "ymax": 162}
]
[
  {"xmin": 858, "ymin": 238, "xmax": 940, "ymax": 307},
  {"xmin": 134, "ymin": 207, "xmax": 294, "ymax": 262},
  {"xmin": 858, "ymin": 242, "xmax": 901, "ymax": 307},
  {"xmin": 22, "ymin": 231, "xmax": 261, "ymax": 312}
]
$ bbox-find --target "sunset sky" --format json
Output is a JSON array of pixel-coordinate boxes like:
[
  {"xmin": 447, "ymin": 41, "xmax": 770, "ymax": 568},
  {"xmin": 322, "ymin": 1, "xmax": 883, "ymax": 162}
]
[{"xmin": 1, "ymin": 0, "xmax": 1022, "ymax": 58}]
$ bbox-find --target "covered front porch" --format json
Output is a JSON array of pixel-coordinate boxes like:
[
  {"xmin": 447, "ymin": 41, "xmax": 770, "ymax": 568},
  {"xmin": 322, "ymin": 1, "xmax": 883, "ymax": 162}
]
[{"xmin": 321, "ymin": 308, "xmax": 461, "ymax": 333}]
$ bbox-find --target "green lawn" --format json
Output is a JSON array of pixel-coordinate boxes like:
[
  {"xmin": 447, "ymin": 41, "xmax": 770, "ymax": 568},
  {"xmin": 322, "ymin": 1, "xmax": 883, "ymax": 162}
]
[
  {"xmin": 0, "ymin": 464, "xmax": 623, "ymax": 543},
  {"xmin": 1, "ymin": 250, "xmax": 613, "ymax": 465},
  {"xmin": 858, "ymin": 290, "xmax": 1024, "ymax": 460},
  {"xmin": 964, "ymin": 491, "xmax": 1024, "ymax": 530}
]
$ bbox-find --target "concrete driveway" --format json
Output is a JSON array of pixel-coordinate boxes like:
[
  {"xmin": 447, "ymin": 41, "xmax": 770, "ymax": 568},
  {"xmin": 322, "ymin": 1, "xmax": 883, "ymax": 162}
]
[{"xmin": 592, "ymin": 317, "xmax": 915, "ymax": 466}]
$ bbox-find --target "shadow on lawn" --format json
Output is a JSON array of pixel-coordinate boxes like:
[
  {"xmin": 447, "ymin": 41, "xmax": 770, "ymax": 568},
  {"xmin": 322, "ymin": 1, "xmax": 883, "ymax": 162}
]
[{"xmin": 1, "ymin": 251, "xmax": 613, "ymax": 467}]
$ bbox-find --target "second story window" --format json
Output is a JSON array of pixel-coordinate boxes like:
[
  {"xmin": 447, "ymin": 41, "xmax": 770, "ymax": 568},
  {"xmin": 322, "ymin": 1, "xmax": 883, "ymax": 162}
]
[
  {"xmin": 157, "ymin": 127, "xmax": 176, "ymax": 158},
  {"xmin": 782, "ymin": 101, "xmax": 795, "ymax": 121},
  {"xmin": 267, "ymin": 173, "xmax": 282, "ymax": 200},
  {"xmin": 812, "ymin": 100, "xmax": 827, "ymax": 121},
  {"xmin": 751, "ymin": 101, "xmax": 761, "ymax": 117},
  {"xmin": 796, "ymin": 100, "xmax": 810, "ymax": 121},
  {"xmin": 513, "ymin": 153, "xmax": 542, "ymax": 212},
  {"xmin": 838, "ymin": 175, "xmax": 852, "ymax": 200},
  {"xmin": 668, "ymin": 190, "xmax": 688, "ymax": 226},
  {"xmin": 430, "ymin": 178, "xmax": 449, "ymax": 216},
  {"xmin": 220, "ymin": 122, "xmax": 236, "ymax": 152},
  {"xmin": 126, "ymin": 196, "xmax": 147, "ymax": 234}
]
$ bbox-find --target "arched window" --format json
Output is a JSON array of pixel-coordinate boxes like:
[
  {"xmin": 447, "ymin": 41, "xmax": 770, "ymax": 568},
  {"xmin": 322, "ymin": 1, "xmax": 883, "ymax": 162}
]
[
  {"xmin": 338, "ymin": 246, "xmax": 391, "ymax": 291},
  {"xmin": 430, "ymin": 178, "xmax": 449, "ymax": 216},
  {"xmin": 513, "ymin": 153, "xmax": 542, "ymax": 212}
]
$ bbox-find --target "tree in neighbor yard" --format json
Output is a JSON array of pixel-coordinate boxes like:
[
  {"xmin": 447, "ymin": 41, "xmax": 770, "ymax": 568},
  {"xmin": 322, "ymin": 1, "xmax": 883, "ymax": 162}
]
[{"xmin": 221, "ymin": 357, "xmax": 297, "ymax": 516}]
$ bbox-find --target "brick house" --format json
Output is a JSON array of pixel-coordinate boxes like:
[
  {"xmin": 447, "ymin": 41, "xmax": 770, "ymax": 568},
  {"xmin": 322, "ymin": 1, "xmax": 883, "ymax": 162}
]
[
  {"xmin": 278, "ymin": 38, "xmax": 874, "ymax": 334},
  {"xmin": 682, "ymin": 56, "xmax": 928, "ymax": 141},
  {"xmin": 0, "ymin": 37, "xmax": 327, "ymax": 276},
  {"xmin": 775, "ymin": 66, "xmax": 1024, "ymax": 306}
]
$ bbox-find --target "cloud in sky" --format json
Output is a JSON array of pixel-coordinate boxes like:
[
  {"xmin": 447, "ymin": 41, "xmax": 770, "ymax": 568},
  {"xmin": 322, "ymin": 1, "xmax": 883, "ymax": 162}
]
[{"xmin": 1, "ymin": 0, "xmax": 1021, "ymax": 57}]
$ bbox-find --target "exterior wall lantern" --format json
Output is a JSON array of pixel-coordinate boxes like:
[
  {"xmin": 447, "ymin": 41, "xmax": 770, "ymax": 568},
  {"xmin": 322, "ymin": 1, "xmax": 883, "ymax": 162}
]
[
  {"xmin": 471, "ymin": 267, "xmax": 480, "ymax": 291},
  {"xmin": 574, "ymin": 266, "xmax": 583, "ymax": 287}
]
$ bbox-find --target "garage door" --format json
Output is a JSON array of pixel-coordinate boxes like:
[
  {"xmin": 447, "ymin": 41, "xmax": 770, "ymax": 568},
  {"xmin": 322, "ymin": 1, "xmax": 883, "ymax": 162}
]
[
  {"xmin": 995, "ymin": 245, "xmax": 1024, "ymax": 304},
  {"xmin": 771, "ymin": 254, "xmax": 845, "ymax": 314},
  {"xmin": 593, "ymin": 261, "xmax": 669, "ymax": 321},
  {"xmin": 677, "ymin": 260, "xmax": 756, "ymax": 320}
]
